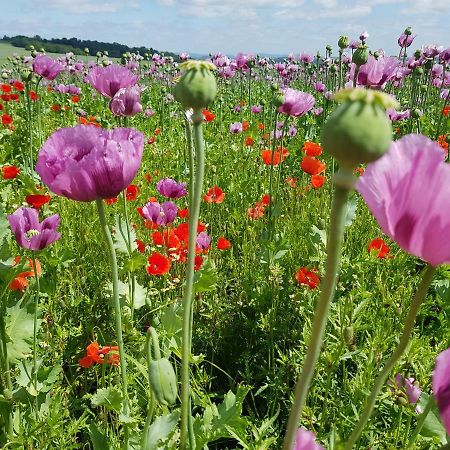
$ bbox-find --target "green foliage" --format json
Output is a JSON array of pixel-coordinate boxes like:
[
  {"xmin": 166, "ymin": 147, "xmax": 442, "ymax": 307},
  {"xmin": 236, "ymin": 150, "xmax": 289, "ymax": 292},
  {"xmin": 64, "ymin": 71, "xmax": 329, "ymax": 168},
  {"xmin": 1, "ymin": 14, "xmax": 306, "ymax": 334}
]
[{"xmin": 91, "ymin": 386, "xmax": 123, "ymax": 412}]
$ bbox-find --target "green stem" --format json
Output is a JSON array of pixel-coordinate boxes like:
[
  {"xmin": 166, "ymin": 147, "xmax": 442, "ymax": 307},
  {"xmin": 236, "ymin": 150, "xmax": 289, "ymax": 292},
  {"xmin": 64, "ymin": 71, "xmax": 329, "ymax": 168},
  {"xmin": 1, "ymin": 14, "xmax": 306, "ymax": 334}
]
[
  {"xmin": 142, "ymin": 328, "xmax": 156, "ymax": 449},
  {"xmin": 282, "ymin": 169, "xmax": 354, "ymax": 450},
  {"xmin": 24, "ymin": 81, "xmax": 33, "ymax": 174},
  {"xmin": 31, "ymin": 254, "xmax": 40, "ymax": 415},
  {"xmin": 180, "ymin": 110, "xmax": 206, "ymax": 450},
  {"xmin": 406, "ymin": 394, "xmax": 434, "ymax": 449},
  {"xmin": 345, "ymin": 264, "xmax": 436, "ymax": 449},
  {"xmin": 95, "ymin": 199, "xmax": 130, "ymax": 449},
  {"xmin": 0, "ymin": 301, "xmax": 13, "ymax": 438}
]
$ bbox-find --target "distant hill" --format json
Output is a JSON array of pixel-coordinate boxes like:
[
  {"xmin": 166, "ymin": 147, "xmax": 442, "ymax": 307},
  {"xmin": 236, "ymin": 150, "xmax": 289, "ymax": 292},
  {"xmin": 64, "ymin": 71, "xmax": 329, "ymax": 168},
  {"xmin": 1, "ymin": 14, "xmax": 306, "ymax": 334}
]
[{"xmin": 1, "ymin": 35, "xmax": 179, "ymax": 60}]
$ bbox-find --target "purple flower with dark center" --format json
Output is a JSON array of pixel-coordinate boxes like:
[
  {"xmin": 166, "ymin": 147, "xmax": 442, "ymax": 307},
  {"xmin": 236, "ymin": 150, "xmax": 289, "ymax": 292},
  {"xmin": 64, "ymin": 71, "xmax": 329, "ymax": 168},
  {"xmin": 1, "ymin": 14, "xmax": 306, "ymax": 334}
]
[
  {"xmin": 391, "ymin": 373, "xmax": 421, "ymax": 404},
  {"xmin": 110, "ymin": 85, "xmax": 143, "ymax": 117},
  {"xmin": 179, "ymin": 52, "xmax": 189, "ymax": 61},
  {"xmin": 357, "ymin": 55, "xmax": 399, "ymax": 89},
  {"xmin": 196, "ymin": 231, "xmax": 211, "ymax": 250},
  {"xmin": 233, "ymin": 105, "xmax": 241, "ymax": 113},
  {"xmin": 359, "ymin": 31, "xmax": 369, "ymax": 41},
  {"xmin": 433, "ymin": 347, "xmax": 450, "ymax": 434},
  {"xmin": 36, "ymin": 125, "xmax": 144, "ymax": 202},
  {"xmin": 313, "ymin": 82, "xmax": 325, "ymax": 93},
  {"xmin": 300, "ymin": 53, "xmax": 313, "ymax": 64},
  {"xmin": 145, "ymin": 108, "xmax": 155, "ymax": 117},
  {"xmin": 294, "ymin": 428, "xmax": 324, "ymax": 450},
  {"xmin": 8, "ymin": 207, "xmax": 61, "ymax": 251},
  {"xmin": 141, "ymin": 201, "xmax": 178, "ymax": 226},
  {"xmin": 251, "ymin": 105, "xmax": 262, "ymax": 114},
  {"xmin": 230, "ymin": 122, "xmax": 243, "ymax": 134},
  {"xmin": 156, "ymin": 178, "xmax": 187, "ymax": 199},
  {"xmin": 86, "ymin": 64, "xmax": 138, "ymax": 98},
  {"xmin": 439, "ymin": 48, "xmax": 450, "ymax": 63},
  {"xmin": 67, "ymin": 84, "xmax": 81, "ymax": 95},
  {"xmin": 356, "ymin": 134, "xmax": 450, "ymax": 266},
  {"xmin": 278, "ymin": 88, "xmax": 315, "ymax": 117},
  {"xmin": 33, "ymin": 55, "xmax": 64, "ymax": 81},
  {"xmin": 312, "ymin": 107, "xmax": 323, "ymax": 116},
  {"xmin": 386, "ymin": 108, "xmax": 410, "ymax": 121},
  {"xmin": 288, "ymin": 125, "xmax": 297, "ymax": 137}
]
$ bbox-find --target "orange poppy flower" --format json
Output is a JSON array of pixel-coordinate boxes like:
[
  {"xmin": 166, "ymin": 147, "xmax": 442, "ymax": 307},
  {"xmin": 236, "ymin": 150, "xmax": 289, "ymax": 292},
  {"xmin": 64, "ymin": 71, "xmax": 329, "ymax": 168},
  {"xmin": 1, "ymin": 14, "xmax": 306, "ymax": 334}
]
[
  {"xmin": 2, "ymin": 165, "xmax": 20, "ymax": 179},
  {"xmin": 368, "ymin": 238, "xmax": 390, "ymax": 258},
  {"xmin": 104, "ymin": 197, "xmax": 118, "ymax": 205},
  {"xmin": 261, "ymin": 147, "xmax": 289, "ymax": 166},
  {"xmin": 217, "ymin": 237, "xmax": 231, "ymax": 250},
  {"xmin": 79, "ymin": 342, "xmax": 119, "ymax": 368},
  {"xmin": 146, "ymin": 252, "xmax": 171, "ymax": 275},
  {"xmin": 295, "ymin": 267, "xmax": 320, "ymax": 289},
  {"xmin": 300, "ymin": 156, "xmax": 326, "ymax": 175},
  {"xmin": 202, "ymin": 109, "xmax": 215, "ymax": 122},
  {"xmin": 302, "ymin": 141, "xmax": 323, "ymax": 156},
  {"xmin": 245, "ymin": 136, "xmax": 255, "ymax": 147},
  {"xmin": 26, "ymin": 194, "xmax": 51, "ymax": 209},
  {"xmin": 311, "ymin": 174, "xmax": 326, "ymax": 189},
  {"xmin": 203, "ymin": 186, "xmax": 225, "ymax": 203}
]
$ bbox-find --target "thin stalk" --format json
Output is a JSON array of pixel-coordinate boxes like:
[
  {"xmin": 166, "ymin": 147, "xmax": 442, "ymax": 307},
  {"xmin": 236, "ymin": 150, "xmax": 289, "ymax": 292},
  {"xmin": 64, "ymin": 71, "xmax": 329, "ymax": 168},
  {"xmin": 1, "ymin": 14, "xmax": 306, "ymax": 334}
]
[
  {"xmin": 406, "ymin": 394, "xmax": 434, "ymax": 449},
  {"xmin": 24, "ymin": 81, "xmax": 33, "ymax": 173},
  {"xmin": 345, "ymin": 264, "xmax": 436, "ymax": 449},
  {"xmin": 282, "ymin": 169, "xmax": 354, "ymax": 450},
  {"xmin": 31, "ymin": 254, "xmax": 40, "ymax": 415},
  {"xmin": 267, "ymin": 111, "xmax": 279, "ymax": 241},
  {"xmin": 180, "ymin": 110, "xmax": 206, "ymax": 450},
  {"xmin": 142, "ymin": 328, "xmax": 156, "ymax": 449},
  {"xmin": 95, "ymin": 199, "xmax": 130, "ymax": 449}
]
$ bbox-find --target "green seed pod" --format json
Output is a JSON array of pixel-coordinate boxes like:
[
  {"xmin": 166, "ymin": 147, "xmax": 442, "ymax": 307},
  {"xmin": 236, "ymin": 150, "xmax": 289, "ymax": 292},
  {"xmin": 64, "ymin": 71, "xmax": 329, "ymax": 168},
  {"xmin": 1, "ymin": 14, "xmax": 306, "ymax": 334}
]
[
  {"xmin": 149, "ymin": 358, "xmax": 178, "ymax": 405},
  {"xmin": 321, "ymin": 88, "xmax": 397, "ymax": 169},
  {"xmin": 338, "ymin": 35, "xmax": 349, "ymax": 49},
  {"xmin": 174, "ymin": 60, "xmax": 217, "ymax": 110},
  {"xmin": 411, "ymin": 108, "xmax": 422, "ymax": 118},
  {"xmin": 352, "ymin": 45, "xmax": 369, "ymax": 66},
  {"xmin": 84, "ymin": 47, "xmax": 90, "ymax": 55},
  {"xmin": 326, "ymin": 44, "xmax": 332, "ymax": 53},
  {"xmin": 272, "ymin": 91, "xmax": 285, "ymax": 108},
  {"xmin": 31, "ymin": 50, "xmax": 37, "ymax": 58},
  {"xmin": 330, "ymin": 64, "xmax": 337, "ymax": 73},
  {"xmin": 414, "ymin": 50, "xmax": 421, "ymax": 59},
  {"xmin": 404, "ymin": 26, "xmax": 412, "ymax": 36},
  {"xmin": 1, "ymin": 72, "xmax": 8, "ymax": 80}
]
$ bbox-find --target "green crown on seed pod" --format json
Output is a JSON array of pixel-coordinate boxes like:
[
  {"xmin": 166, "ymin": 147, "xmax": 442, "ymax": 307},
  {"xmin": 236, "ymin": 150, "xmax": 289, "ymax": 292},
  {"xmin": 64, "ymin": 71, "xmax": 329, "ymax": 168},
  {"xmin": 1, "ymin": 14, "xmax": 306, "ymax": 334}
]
[
  {"xmin": 321, "ymin": 88, "xmax": 398, "ymax": 169},
  {"xmin": 338, "ymin": 35, "xmax": 349, "ymax": 50},
  {"xmin": 149, "ymin": 358, "xmax": 178, "ymax": 406},
  {"xmin": 174, "ymin": 60, "xmax": 217, "ymax": 110},
  {"xmin": 352, "ymin": 45, "xmax": 369, "ymax": 66}
]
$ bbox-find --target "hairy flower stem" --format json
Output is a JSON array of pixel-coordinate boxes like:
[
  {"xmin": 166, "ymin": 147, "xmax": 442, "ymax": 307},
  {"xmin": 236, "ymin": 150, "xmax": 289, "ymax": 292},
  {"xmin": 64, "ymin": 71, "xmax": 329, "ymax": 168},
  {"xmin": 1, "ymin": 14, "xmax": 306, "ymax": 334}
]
[
  {"xmin": 282, "ymin": 169, "xmax": 354, "ymax": 450},
  {"xmin": 180, "ymin": 110, "xmax": 205, "ymax": 450},
  {"xmin": 406, "ymin": 395, "xmax": 433, "ymax": 449},
  {"xmin": 24, "ymin": 81, "xmax": 34, "ymax": 174},
  {"xmin": 345, "ymin": 264, "xmax": 436, "ymax": 449},
  {"xmin": 31, "ymin": 254, "xmax": 40, "ymax": 416},
  {"xmin": 96, "ymin": 199, "xmax": 130, "ymax": 449}
]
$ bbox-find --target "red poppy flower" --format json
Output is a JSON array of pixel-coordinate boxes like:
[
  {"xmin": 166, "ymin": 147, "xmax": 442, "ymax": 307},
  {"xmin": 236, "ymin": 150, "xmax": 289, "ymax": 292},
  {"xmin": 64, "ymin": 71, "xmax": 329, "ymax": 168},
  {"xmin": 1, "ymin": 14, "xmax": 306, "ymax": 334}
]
[
  {"xmin": 286, "ymin": 177, "xmax": 297, "ymax": 188},
  {"xmin": 2, "ymin": 165, "xmax": 20, "ymax": 179},
  {"xmin": 202, "ymin": 109, "xmax": 215, "ymax": 122},
  {"xmin": 301, "ymin": 156, "xmax": 326, "ymax": 175},
  {"xmin": 261, "ymin": 147, "xmax": 289, "ymax": 166},
  {"xmin": 311, "ymin": 174, "xmax": 326, "ymax": 189},
  {"xmin": 178, "ymin": 208, "xmax": 189, "ymax": 218},
  {"xmin": 242, "ymin": 121, "xmax": 249, "ymax": 131},
  {"xmin": 79, "ymin": 342, "xmax": 119, "ymax": 368},
  {"xmin": 368, "ymin": 238, "xmax": 390, "ymax": 258},
  {"xmin": 13, "ymin": 81, "xmax": 24, "ymax": 92},
  {"xmin": 248, "ymin": 202, "xmax": 265, "ymax": 220},
  {"xmin": 203, "ymin": 186, "xmax": 225, "ymax": 204},
  {"xmin": 10, "ymin": 93, "xmax": 19, "ymax": 102},
  {"xmin": 147, "ymin": 136, "xmax": 156, "ymax": 145},
  {"xmin": 71, "ymin": 95, "xmax": 80, "ymax": 103},
  {"xmin": 144, "ymin": 173, "xmax": 152, "ymax": 183},
  {"xmin": 105, "ymin": 197, "xmax": 118, "ymax": 205},
  {"xmin": 442, "ymin": 105, "xmax": 450, "ymax": 117},
  {"xmin": 258, "ymin": 123, "xmax": 265, "ymax": 130},
  {"xmin": 26, "ymin": 194, "xmax": 51, "ymax": 209},
  {"xmin": 217, "ymin": 237, "xmax": 231, "ymax": 250},
  {"xmin": 438, "ymin": 135, "xmax": 449, "ymax": 152},
  {"xmin": 354, "ymin": 167, "xmax": 365, "ymax": 176},
  {"xmin": 126, "ymin": 184, "xmax": 140, "ymax": 201},
  {"xmin": 1, "ymin": 84, "xmax": 11, "ymax": 93},
  {"xmin": 135, "ymin": 239, "xmax": 146, "ymax": 253},
  {"xmin": 29, "ymin": 91, "xmax": 38, "ymax": 101},
  {"xmin": 194, "ymin": 255, "xmax": 203, "ymax": 271},
  {"xmin": 302, "ymin": 141, "xmax": 323, "ymax": 156},
  {"xmin": 9, "ymin": 257, "xmax": 42, "ymax": 292},
  {"xmin": 245, "ymin": 136, "xmax": 255, "ymax": 147},
  {"xmin": 154, "ymin": 128, "xmax": 161, "ymax": 136},
  {"xmin": 261, "ymin": 194, "xmax": 271, "ymax": 206},
  {"xmin": 295, "ymin": 267, "xmax": 320, "ymax": 289},
  {"xmin": 51, "ymin": 104, "xmax": 61, "ymax": 112},
  {"xmin": 0, "ymin": 104, "xmax": 2, "ymax": 111},
  {"xmin": 1, "ymin": 114, "xmax": 13, "ymax": 125},
  {"xmin": 146, "ymin": 252, "xmax": 171, "ymax": 275},
  {"xmin": 174, "ymin": 223, "xmax": 189, "ymax": 243}
]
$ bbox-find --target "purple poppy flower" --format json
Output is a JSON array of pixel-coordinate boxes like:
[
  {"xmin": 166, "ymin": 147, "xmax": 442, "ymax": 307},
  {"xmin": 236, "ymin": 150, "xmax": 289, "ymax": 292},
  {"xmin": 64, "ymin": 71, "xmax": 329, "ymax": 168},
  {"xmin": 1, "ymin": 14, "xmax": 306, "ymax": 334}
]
[
  {"xmin": 439, "ymin": 48, "xmax": 450, "ymax": 63},
  {"xmin": 392, "ymin": 373, "xmax": 421, "ymax": 404},
  {"xmin": 32, "ymin": 55, "xmax": 64, "ymax": 81},
  {"xmin": 67, "ymin": 84, "xmax": 81, "ymax": 95},
  {"xmin": 359, "ymin": 31, "xmax": 369, "ymax": 41},
  {"xmin": 109, "ymin": 85, "xmax": 143, "ymax": 117},
  {"xmin": 145, "ymin": 108, "xmax": 155, "ymax": 117},
  {"xmin": 357, "ymin": 55, "xmax": 398, "ymax": 89},
  {"xmin": 288, "ymin": 125, "xmax": 297, "ymax": 137},
  {"xmin": 8, "ymin": 207, "xmax": 61, "ymax": 251},
  {"xmin": 349, "ymin": 40, "xmax": 360, "ymax": 50},
  {"xmin": 294, "ymin": 428, "xmax": 324, "ymax": 450},
  {"xmin": 278, "ymin": 88, "xmax": 315, "ymax": 117},
  {"xmin": 312, "ymin": 107, "xmax": 323, "ymax": 116},
  {"xmin": 156, "ymin": 178, "xmax": 187, "ymax": 199},
  {"xmin": 196, "ymin": 231, "xmax": 211, "ymax": 250},
  {"xmin": 398, "ymin": 33, "xmax": 415, "ymax": 48},
  {"xmin": 433, "ymin": 347, "xmax": 450, "ymax": 434},
  {"xmin": 300, "ymin": 53, "xmax": 313, "ymax": 64},
  {"xmin": 313, "ymin": 82, "xmax": 325, "ymax": 93},
  {"xmin": 251, "ymin": 105, "xmax": 262, "ymax": 114},
  {"xmin": 141, "ymin": 201, "xmax": 178, "ymax": 226},
  {"xmin": 179, "ymin": 52, "xmax": 189, "ymax": 61},
  {"xmin": 86, "ymin": 64, "xmax": 138, "ymax": 98},
  {"xmin": 356, "ymin": 134, "xmax": 450, "ymax": 266},
  {"xmin": 36, "ymin": 125, "xmax": 144, "ymax": 202},
  {"xmin": 230, "ymin": 122, "xmax": 243, "ymax": 134},
  {"xmin": 441, "ymin": 89, "xmax": 450, "ymax": 100},
  {"xmin": 386, "ymin": 108, "xmax": 410, "ymax": 121}
]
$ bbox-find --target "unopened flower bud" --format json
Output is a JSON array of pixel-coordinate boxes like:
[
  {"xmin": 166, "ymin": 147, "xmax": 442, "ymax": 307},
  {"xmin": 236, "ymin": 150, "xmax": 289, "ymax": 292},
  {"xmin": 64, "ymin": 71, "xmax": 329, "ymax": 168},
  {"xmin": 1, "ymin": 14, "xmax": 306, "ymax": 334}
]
[
  {"xmin": 326, "ymin": 44, "xmax": 332, "ymax": 52},
  {"xmin": 31, "ymin": 50, "xmax": 37, "ymax": 58},
  {"xmin": 414, "ymin": 49, "xmax": 421, "ymax": 59},
  {"xmin": 149, "ymin": 358, "xmax": 178, "ymax": 405},
  {"xmin": 174, "ymin": 60, "xmax": 217, "ymax": 110},
  {"xmin": 272, "ymin": 92, "xmax": 285, "ymax": 108},
  {"xmin": 411, "ymin": 108, "xmax": 422, "ymax": 118},
  {"xmin": 321, "ymin": 88, "xmax": 397, "ymax": 169},
  {"xmin": 1, "ymin": 72, "xmax": 8, "ymax": 80},
  {"xmin": 344, "ymin": 326, "xmax": 354, "ymax": 346},
  {"xmin": 84, "ymin": 47, "xmax": 89, "ymax": 54},
  {"xmin": 338, "ymin": 36, "xmax": 349, "ymax": 49},
  {"xmin": 404, "ymin": 27, "xmax": 412, "ymax": 36},
  {"xmin": 373, "ymin": 51, "xmax": 380, "ymax": 59},
  {"xmin": 352, "ymin": 45, "xmax": 369, "ymax": 66}
]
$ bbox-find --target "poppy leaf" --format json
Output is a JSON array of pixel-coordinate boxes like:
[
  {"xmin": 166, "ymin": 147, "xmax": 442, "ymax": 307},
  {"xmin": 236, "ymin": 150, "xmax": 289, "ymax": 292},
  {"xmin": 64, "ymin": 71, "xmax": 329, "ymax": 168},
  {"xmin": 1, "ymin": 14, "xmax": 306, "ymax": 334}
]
[
  {"xmin": 91, "ymin": 386, "xmax": 123, "ymax": 412},
  {"xmin": 142, "ymin": 411, "xmax": 180, "ymax": 450},
  {"xmin": 194, "ymin": 259, "xmax": 218, "ymax": 293},
  {"xmin": 88, "ymin": 423, "xmax": 110, "ymax": 450},
  {"xmin": 113, "ymin": 214, "xmax": 137, "ymax": 254}
]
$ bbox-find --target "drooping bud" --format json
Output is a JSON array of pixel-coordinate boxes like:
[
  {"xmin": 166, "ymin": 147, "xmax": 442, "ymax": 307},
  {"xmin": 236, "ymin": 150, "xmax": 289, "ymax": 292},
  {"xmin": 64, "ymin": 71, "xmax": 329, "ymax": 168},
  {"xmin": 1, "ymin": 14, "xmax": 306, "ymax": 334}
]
[
  {"xmin": 404, "ymin": 26, "xmax": 412, "ymax": 36},
  {"xmin": 352, "ymin": 45, "xmax": 369, "ymax": 66},
  {"xmin": 321, "ymin": 88, "xmax": 397, "ymax": 169},
  {"xmin": 338, "ymin": 35, "xmax": 349, "ymax": 50},
  {"xmin": 149, "ymin": 358, "xmax": 178, "ymax": 405},
  {"xmin": 174, "ymin": 60, "xmax": 217, "ymax": 111}
]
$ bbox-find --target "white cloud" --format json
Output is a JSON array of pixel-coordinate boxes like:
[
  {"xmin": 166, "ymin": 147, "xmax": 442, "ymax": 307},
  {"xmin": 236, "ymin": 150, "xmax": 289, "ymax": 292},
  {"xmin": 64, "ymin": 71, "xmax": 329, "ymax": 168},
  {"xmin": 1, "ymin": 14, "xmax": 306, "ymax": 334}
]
[
  {"xmin": 36, "ymin": 0, "xmax": 139, "ymax": 14},
  {"xmin": 400, "ymin": 0, "xmax": 450, "ymax": 14}
]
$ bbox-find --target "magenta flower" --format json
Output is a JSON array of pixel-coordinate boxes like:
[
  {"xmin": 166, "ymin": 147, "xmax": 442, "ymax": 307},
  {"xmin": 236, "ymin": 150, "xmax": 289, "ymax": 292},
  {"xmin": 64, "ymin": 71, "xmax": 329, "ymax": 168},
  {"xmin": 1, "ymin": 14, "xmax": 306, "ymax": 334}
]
[
  {"xmin": 32, "ymin": 55, "xmax": 64, "ymax": 81},
  {"xmin": 142, "ymin": 201, "xmax": 178, "ymax": 226},
  {"xmin": 156, "ymin": 178, "xmax": 187, "ymax": 199},
  {"xmin": 196, "ymin": 231, "xmax": 211, "ymax": 250},
  {"xmin": 109, "ymin": 85, "xmax": 143, "ymax": 117},
  {"xmin": 86, "ymin": 64, "xmax": 138, "ymax": 98},
  {"xmin": 390, "ymin": 373, "xmax": 421, "ymax": 405},
  {"xmin": 398, "ymin": 33, "xmax": 415, "ymax": 48},
  {"xmin": 357, "ymin": 55, "xmax": 398, "ymax": 89},
  {"xmin": 432, "ymin": 347, "xmax": 450, "ymax": 434},
  {"xmin": 8, "ymin": 207, "xmax": 61, "ymax": 251},
  {"xmin": 300, "ymin": 53, "xmax": 313, "ymax": 64},
  {"xmin": 230, "ymin": 122, "xmax": 243, "ymax": 134},
  {"xmin": 36, "ymin": 125, "xmax": 144, "ymax": 202},
  {"xmin": 294, "ymin": 428, "xmax": 324, "ymax": 450},
  {"xmin": 278, "ymin": 88, "xmax": 315, "ymax": 117},
  {"xmin": 356, "ymin": 134, "xmax": 450, "ymax": 266}
]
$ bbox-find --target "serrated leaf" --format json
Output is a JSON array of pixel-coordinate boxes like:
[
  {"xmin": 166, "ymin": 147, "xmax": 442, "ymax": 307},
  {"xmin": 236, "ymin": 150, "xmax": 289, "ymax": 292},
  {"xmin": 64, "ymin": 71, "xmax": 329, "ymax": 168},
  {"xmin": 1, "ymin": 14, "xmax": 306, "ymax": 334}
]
[
  {"xmin": 5, "ymin": 301, "xmax": 40, "ymax": 363},
  {"xmin": 344, "ymin": 195, "xmax": 358, "ymax": 228},
  {"xmin": 142, "ymin": 411, "xmax": 180, "ymax": 450},
  {"xmin": 110, "ymin": 280, "xmax": 147, "ymax": 310},
  {"xmin": 91, "ymin": 386, "xmax": 123, "ymax": 412},
  {"xmin": 122, "ymin": 252, "xmax": 147, "ymax": 273},
  {"xmin": 113, "ymin": 214, "xmax": 136, "ymax": 254},
  {"xmin": 194, "ymin": 259, "xmax": 218, "ymax": 293}
]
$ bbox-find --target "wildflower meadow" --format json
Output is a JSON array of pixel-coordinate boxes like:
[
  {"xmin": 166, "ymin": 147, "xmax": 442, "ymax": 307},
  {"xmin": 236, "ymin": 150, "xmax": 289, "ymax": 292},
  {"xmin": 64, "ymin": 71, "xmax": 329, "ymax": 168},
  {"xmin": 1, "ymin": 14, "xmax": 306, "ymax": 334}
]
[{"xmin": 0, "ymin": 26, "xmax": 449, "ymax": 450}]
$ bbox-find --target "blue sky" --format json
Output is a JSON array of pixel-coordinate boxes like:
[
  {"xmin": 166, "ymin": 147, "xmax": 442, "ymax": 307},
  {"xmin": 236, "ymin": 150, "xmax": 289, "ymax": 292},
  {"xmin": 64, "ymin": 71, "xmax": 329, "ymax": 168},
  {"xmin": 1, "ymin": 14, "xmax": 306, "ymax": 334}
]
[{"xmin": 1, "ymin": 0, "xmax": 449, "ymax": 56}]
